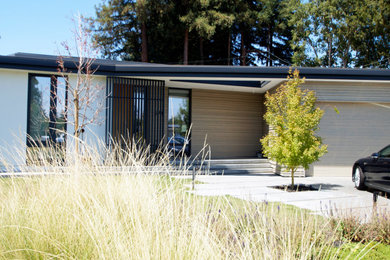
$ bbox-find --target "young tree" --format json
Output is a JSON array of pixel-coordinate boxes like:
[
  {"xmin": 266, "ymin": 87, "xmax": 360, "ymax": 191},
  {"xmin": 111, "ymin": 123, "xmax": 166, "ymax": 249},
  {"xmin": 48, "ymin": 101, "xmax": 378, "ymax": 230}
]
[
  {"xmin": 57, "ymin": 15, "xmax": 104, "ymax": 154},
  {"xmin": 261, "ymin": 69, "xmax": 327, "ymax": 188}
]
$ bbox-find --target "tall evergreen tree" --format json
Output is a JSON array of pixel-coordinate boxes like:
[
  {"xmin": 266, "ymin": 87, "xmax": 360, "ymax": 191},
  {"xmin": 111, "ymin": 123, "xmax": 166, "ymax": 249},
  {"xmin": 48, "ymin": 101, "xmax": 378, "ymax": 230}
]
[
  {"xmin": 90, "ymin": 0, "xmax": 183, "ymax": 63},
  {"xmin": 91, "ymin": 0, "xmax": 141, "ymax": 60},
  {"xmin": 180, "ymin": 0, "xmax": 235, "ymax": 64},
  {"xmin": 90, "ymin": 0, "xmax": 294, "ymax": 65},
  {"xmin": 89, "ymin": 0, "xmax": 387, "ymax": 68},
  {"xmin": 353, "ymin": 0, "xmax": 390, "ymax": 68},
  {"xmin": 254, "ymin": 0, "xmax": 293, "ymax": 66},
  {"xmin": 288, "ymin": 0, "xmax": 390, "ymax": 68}
]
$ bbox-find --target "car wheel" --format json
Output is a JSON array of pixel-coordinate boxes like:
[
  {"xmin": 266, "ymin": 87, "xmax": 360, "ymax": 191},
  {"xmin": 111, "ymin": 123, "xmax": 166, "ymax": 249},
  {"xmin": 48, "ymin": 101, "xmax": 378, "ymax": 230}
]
[{"xmin": 354, "ymin": 166, "xmax": 365, "ymax": 190}]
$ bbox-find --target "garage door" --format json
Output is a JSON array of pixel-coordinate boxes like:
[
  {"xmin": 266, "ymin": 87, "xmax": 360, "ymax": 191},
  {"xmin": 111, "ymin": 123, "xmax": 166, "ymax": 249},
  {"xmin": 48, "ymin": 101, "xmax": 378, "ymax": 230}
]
[{"xmin": 312, "ymin": 102, "xmax": 390, "ymax": 176}]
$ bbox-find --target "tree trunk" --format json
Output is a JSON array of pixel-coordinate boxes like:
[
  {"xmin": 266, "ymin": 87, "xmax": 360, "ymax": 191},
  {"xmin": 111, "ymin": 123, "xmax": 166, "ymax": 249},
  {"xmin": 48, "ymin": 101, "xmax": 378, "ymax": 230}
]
[
  {"xmin": 74, "ymin": 92, "xmax": 79, "ymax": 153},
  {"xmin": 269, "ymin": 26, "xmax": 273, "ymax": 66},
  {"xmin": 227, "ymin": 30, "xmax": 231, "ymax": 65},
  {"xmin": 199, "ymin": 37, "xmax": 204, "ymax": 65},
  {"xmin": 184, "ymin": 29, "xmax": 189, "ymax": 65},
  {"xmin": 141, "ymin": 22, "xmax": 148, "ymax": 62},
  {"xmin": 342, "ymin": 47, "xmax": 349, "ymax": 68},
  {"xmin": 240, "ymin": 31, "xmax": 246, "ymax": 66},
  {"xmin": 328, "ymin": 37, "xmax": 332, "ymax": 67},
  {"xmin": 291, "ymin": 168, "xmax": 295, "ymax": 189},
  {"xmin": 267, "ymin": 25, "xmax": 272, "ymax": 66}
]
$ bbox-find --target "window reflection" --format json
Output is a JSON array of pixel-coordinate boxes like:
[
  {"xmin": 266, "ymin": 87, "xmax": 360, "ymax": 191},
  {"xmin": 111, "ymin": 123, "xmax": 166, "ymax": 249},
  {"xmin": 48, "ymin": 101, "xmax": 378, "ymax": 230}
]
[
  {"xmin": 29, "ymin": 76, "xmax": 51, "ymax": 142},
  {"xmin": 55, "ymin": 77, "xmax": 67, "ymax": 143},
  {"xmin": 28, "ymin": 75, "xmax": 67, "ymax": 146},
  {"xmin": 168, "ymin": 89, "xmax": 190, "ymax": 156}
]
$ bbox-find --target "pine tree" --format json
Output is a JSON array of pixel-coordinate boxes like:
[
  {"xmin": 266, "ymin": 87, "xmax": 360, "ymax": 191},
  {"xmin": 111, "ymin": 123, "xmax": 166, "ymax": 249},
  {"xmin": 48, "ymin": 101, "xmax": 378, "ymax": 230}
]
[
  {"xmin": 90, "ymin": 0, "xmax": 183, "ymax": 63},
  {"xmin": 288, "ymin": 0, "xmax": 390, "ymax": 68},
  {"xmin": 180, "ymin": 0, "xmax": 235, "ymax": 64},
  {"xmin": 89, "ymin": 0, "xmax": 388, "ymax": 67}
]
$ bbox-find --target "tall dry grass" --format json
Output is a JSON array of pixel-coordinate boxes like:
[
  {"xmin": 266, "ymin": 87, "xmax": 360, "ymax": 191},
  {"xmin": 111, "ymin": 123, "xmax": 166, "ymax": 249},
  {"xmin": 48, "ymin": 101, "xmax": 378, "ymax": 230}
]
[{"xmin": 0, "ymin": 140, "xmax": 371, "ymax": 259}]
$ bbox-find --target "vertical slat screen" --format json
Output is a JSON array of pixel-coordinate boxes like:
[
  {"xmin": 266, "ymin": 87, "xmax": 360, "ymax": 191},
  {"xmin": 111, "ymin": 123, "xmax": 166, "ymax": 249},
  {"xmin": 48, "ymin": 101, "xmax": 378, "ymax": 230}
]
[{"xmin": 106, "ymin": 77, "xmax": 165, "ymax": 152}]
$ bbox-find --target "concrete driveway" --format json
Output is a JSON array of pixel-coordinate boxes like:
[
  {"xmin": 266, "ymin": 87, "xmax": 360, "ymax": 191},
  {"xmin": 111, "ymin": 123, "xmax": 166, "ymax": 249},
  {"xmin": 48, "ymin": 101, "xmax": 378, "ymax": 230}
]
[{"xmin": 188, "ymin": 175, "xmax": 390, "ymax": 219}]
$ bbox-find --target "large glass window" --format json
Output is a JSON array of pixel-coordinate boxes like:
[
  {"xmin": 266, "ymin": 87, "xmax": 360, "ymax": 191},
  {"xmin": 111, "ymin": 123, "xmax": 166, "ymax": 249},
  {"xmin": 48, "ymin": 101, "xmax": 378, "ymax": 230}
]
[
  {"xmin": 168, "ymin": 89, "xmax": 191, "ymax": 156},
  {"xmin": 27, "ymin": 75, "xmax": 67, "ymax": 146}
]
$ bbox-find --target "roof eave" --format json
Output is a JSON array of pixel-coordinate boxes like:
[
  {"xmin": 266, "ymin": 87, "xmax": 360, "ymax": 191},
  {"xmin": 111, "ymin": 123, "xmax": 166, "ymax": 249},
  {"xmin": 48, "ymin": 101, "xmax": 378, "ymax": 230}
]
[{"xmin": 0, "ymin": 54, "xmax": 389, "ymax": 81}]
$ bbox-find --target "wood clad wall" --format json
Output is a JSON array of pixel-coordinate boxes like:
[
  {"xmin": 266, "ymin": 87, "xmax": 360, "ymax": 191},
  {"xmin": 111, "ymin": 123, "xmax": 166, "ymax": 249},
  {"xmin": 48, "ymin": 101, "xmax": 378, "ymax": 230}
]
[
  {"xmin": 302, "ymin": 81, "xmax": 390, "ymax": 176},
  {"xmin": 303, "ymin": 81, "xmax": 390, "ymax": 103},
  {"xmin": 111, "ymin": 81, "xmax": 134, "ymax": 140},
  {"xmin": 191, "ymin": 89, "xmax": 264, "ymax": 158},
  {"xmin": 312, "ymin": 102, "xmax": 390, "ymax": 175}
]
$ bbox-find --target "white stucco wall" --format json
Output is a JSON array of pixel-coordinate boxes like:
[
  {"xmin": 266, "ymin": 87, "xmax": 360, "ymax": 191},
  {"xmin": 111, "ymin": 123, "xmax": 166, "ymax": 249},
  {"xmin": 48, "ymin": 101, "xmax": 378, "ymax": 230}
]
[
  {"xmin": 0, "ymin": 69, "xmax": 29, "ymax": 167},
  {"xmin": 0, "ymin": 69, "xmax": 107, "ymax": 168},
  {"xmin": 66, "ymin": 74, "xmax": 107, "ymax": 149}
]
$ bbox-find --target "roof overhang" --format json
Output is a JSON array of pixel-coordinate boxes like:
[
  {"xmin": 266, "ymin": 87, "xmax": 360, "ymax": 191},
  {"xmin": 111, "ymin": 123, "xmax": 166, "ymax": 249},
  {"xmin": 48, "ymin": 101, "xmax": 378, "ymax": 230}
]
[{"xmin": 1, "ymin": 53, "xmax": 390, "ymax": 93}]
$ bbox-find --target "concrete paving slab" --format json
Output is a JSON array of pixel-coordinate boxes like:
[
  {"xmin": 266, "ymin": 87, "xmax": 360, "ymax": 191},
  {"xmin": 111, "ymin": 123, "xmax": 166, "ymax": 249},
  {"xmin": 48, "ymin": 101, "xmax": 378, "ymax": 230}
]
[{"xmin": 188, "ymin": 174, "xmax": 390, "ymax": 219}]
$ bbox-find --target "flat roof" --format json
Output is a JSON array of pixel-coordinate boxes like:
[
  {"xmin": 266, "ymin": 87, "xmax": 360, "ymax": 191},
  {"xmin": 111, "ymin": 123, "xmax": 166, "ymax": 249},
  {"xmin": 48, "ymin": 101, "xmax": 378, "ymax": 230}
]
[{"xmin": 0, "ymin": 52, "xmax": 389, "ymax": 81}]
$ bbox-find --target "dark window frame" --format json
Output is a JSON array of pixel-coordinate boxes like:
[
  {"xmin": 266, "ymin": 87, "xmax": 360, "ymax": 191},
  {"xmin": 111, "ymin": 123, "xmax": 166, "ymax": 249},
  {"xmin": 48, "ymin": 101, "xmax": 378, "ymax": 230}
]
[
  {"xmin": 105, "ymin": 77, "xmax": 165, "ymax": 152},
  {"xmin": 26, "ymin": 73, "xmax": 68, "ymax": 147}
]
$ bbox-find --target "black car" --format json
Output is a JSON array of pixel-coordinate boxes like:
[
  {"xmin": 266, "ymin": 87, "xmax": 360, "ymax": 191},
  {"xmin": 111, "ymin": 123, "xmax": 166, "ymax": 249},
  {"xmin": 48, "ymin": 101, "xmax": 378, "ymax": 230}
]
[{"xmin": 353, "ymin": 145, "xmax": 390, "ymax": 192}]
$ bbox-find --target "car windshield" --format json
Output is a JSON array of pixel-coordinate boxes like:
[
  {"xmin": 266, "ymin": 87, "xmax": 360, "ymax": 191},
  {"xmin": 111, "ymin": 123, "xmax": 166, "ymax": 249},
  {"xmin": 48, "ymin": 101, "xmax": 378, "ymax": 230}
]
[{"xmin": 379, "ymin": 145, "xmax": 390, "ymax": 158}]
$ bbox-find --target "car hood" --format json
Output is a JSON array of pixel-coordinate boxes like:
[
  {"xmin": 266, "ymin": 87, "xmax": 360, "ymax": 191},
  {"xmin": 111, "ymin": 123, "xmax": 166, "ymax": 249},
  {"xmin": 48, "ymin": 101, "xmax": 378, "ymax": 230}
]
[{"xmin": 355, "ymin": 156, "xmax": 372, "ymax": 164}]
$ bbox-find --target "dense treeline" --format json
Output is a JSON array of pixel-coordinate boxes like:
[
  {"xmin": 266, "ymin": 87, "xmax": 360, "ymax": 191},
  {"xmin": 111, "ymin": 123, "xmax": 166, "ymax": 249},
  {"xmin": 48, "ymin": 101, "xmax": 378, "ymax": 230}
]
[{"xmin": 89, "ymin": 0, "xmax": 390, "ymax": 68}]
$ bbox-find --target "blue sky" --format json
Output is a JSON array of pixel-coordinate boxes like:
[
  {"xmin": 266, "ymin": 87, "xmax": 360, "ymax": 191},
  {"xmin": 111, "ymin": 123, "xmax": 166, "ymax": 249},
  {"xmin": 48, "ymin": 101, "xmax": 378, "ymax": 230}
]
[{"xmin": 0, "ymin": 0, "xmax": 101, "ymax": 56}]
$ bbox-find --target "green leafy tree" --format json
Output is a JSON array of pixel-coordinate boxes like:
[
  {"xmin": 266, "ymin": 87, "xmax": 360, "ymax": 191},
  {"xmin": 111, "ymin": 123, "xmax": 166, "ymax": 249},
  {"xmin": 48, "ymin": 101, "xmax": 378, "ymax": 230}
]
[
  {"xmin": 90, "ymin": 0, "xmax": 181, "ymax": 62},
  {"xmin": 353, "ymin": 0, "xmax": 390, "ymax": 68},
  {"xmin": 180, "ymin": 0, "xmax": 235, "ymax": 64},
  {"xmin": 261, "ymin": 69, "xmax": 327, "ymax": 188},
  {"xmin": 287, "ymin": 0, "xmax": 339, "ymax": 67},
  {"xmin": 254, "ymin": 0, "xmax": 293, "ymax": 66},
  {"xmin": 229, "ymin": 0, "xmax": 293, "ymax": 66},
  {"xmin": 288, "ymin": 0, "xmax": 390, "ymax": 68},
  {"xmin": 90, "ymin": 0, "xmax": 296, "ymax": 66},
  {"xmin": 89, "ymin": 0, "xmax": 388, "ymax": 67}
]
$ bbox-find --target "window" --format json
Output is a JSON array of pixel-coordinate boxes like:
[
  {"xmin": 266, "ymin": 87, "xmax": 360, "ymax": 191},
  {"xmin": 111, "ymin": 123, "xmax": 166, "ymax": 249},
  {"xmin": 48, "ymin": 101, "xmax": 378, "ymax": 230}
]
[
  {"xmin": 168, "ymin": 88, "xmax": 191, "ymax": 156},
  {"xmin": 27, "ymin": 75, "xmax": 67, "ymax": 146},
  {"xmin": 379, "ymin": 146, "xmax": 390, "ymax": 158}
]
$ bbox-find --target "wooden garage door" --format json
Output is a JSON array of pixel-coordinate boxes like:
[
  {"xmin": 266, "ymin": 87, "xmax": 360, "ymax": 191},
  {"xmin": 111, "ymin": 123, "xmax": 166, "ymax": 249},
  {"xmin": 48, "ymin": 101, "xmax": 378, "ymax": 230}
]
[{"xmin": 313, "ymin": 102, "xmax": 390, "ymax": 176}]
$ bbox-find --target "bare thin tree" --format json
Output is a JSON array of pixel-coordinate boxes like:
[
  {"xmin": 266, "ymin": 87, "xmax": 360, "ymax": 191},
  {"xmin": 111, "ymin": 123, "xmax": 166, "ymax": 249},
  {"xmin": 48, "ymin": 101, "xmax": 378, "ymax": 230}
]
[{"xmin": 57, "ymin": 14, "xmax": 104, "ymax": 153}]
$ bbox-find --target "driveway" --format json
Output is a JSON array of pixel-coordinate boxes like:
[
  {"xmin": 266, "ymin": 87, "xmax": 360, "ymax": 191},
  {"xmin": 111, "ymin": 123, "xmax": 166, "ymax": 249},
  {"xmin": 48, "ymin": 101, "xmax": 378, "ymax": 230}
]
[{"xmin": 187, "ymin": 175, "xmax": 390, "ymax": 219}]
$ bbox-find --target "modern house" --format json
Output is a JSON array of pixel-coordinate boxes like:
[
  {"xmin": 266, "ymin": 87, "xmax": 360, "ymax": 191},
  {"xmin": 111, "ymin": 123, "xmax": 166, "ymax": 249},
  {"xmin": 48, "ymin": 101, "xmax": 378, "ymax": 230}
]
[{"xmin": 1, "ymin": 52, "xmax": 390, "ymax": 176}]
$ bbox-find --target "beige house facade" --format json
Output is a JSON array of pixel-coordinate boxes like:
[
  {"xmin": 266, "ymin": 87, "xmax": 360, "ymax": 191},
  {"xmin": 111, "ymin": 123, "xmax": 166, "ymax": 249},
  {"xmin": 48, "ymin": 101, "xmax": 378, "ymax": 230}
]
[{"xmin": 1, "ymin": 53, "xmax": 389, "ymax": 176}]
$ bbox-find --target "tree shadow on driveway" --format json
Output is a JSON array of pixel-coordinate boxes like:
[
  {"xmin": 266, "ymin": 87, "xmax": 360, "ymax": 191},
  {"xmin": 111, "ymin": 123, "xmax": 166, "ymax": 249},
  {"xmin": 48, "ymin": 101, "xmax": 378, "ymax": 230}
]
[{"xmin": 307, "ymin": 183, "xmax": 343, "ymax": 191}]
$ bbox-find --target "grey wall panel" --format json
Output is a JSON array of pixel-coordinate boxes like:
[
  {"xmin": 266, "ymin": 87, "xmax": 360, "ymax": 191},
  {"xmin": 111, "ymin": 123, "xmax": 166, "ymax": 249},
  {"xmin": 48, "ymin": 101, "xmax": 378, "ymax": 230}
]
[
  {"xmin": 312, "ymin": 102, "xmax": 390, "ymax": 176},
  {"xmin": 303, "ymin": 81, "xmax": 390, "ymax": 103}
]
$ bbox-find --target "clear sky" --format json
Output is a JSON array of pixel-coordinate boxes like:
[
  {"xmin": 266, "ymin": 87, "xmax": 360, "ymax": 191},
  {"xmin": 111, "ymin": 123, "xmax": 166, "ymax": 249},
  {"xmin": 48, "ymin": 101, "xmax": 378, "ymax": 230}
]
[{"xmin": 0, "ymin": 0, "xmax": 101, "ymax": 56}]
